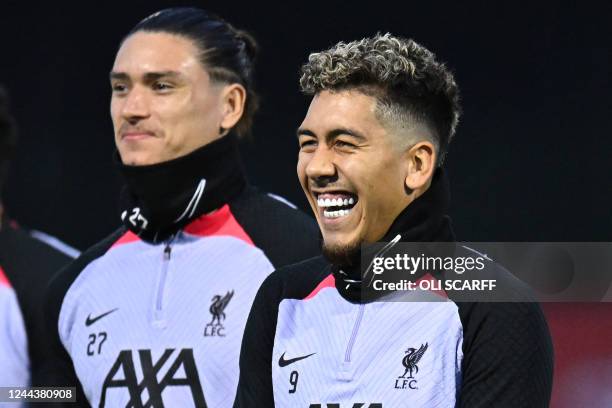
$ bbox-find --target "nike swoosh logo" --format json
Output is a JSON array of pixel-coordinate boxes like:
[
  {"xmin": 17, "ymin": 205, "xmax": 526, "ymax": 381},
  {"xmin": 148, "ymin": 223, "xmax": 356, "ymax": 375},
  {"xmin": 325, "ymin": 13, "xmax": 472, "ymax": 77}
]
[
  {"xmin": 278, "ymin": 352, "xmax": 316, "ymax": 367},
  {"xmin": 85, "ymin": 308, "xmax": 118, "ymax": 327}
]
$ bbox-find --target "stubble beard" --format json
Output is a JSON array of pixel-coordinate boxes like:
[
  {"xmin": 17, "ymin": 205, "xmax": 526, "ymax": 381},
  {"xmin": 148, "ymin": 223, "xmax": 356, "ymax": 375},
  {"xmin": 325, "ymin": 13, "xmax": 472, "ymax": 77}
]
[{"xmin": 322, "ymin": 238, "xmax": 362, "ymax": 267}]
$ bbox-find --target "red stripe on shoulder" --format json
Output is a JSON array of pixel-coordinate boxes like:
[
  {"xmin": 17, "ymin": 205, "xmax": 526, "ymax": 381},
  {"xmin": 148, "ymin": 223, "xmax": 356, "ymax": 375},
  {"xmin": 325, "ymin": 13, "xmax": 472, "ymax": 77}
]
[
  {"xmin": 0, "ymin": 266, "xmax": 11, "ymax": 288},
  {"xmin": 415, "ymin": 273, "xmax": 448, "ymax": 299},
  {"xmin": 304, "ymin": 274, "xmax": 335, "ymax": 300},
  {"xmin": 110, "ymin": 230, "xmax": 141, "ymax": 249},
  {"xmin": 184, "ymin": 204, "xmax": 254, "ymax": 246}
]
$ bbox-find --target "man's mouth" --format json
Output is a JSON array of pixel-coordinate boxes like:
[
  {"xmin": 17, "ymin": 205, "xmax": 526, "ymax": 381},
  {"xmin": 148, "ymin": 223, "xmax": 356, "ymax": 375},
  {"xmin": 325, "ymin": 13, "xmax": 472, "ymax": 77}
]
[
  {"xmin": 315, "ymin": 192, "xmax": 359, "ymax": 219},
  {"xmin": 119, "ymin": 123, "xmax": 156, "ymax": 140},
  {"xmin": 121, "ymin": 131, "xmax": 155, "ymax": 140}
]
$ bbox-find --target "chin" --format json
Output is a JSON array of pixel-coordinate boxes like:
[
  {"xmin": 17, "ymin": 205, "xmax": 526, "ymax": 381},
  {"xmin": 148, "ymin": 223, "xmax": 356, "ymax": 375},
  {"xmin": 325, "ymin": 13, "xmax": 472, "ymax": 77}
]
[
  {"xmin": 322, "ymin": 238, "xmax": 361, "ymax": 267},
  {"xmin": 123, "ymin": 158, "xmax": 145, "ymax": 166},
  {"xmin": 119, "ymin": 151, "xmax": 155, "ymax": 166}
]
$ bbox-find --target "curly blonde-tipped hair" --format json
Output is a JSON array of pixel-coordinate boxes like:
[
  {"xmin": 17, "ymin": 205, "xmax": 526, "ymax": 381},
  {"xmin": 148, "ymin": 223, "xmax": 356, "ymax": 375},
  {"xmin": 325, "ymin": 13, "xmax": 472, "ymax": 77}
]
[{"xmin": 300, "ymin": 33, "xmax": 461, "ymax": 165}]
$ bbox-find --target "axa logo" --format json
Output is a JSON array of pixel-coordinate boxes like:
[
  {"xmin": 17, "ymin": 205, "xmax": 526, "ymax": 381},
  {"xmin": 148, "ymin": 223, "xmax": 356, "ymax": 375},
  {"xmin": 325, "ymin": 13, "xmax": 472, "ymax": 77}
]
[
  {"xmin": 394, "ymin": 343, "xmax": 428, "ymax": 390},
  {"xmin": 204, "ymin": 290, "xmax": 234, "ymax": 337},
  {"xmin": 100, "ymin": 348, "xmax": 205, "ymax": 407}
]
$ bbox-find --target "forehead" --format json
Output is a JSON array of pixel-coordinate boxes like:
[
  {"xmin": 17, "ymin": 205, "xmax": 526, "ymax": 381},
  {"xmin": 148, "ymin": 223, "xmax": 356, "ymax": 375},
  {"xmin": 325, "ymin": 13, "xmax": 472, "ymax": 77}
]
[
  {"xmin": 301, "ymin": 90, "xmax": 382, "ymax": 134},
  {"xmin": 112, "ymin": 31, "xmax": 203, "ymax": 77}
]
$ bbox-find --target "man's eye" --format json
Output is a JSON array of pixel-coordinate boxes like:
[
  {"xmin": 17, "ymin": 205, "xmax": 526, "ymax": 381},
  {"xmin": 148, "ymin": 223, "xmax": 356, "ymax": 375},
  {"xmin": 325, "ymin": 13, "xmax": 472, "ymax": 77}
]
[
  {"xmin": 153, "ymin": 82, "xmax": 173, "ymax": 91},
  {"xmin": 111, "ymin": 83, "xmax": 127, "ymax": 93},
  {"xmin": 335, "ymin": 140, "xmax": 355, "ymax": 148},
  {"xmin": 300, "ymin": 140, "xmax": 316, "ymax": 149}
]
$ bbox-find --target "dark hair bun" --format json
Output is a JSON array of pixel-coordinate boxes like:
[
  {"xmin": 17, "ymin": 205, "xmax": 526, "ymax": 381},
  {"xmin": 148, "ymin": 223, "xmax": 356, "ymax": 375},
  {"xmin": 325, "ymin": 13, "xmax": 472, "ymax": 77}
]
[{"xmin": 235, "ymin": 29, "xmax": 258, "ymax": 62}]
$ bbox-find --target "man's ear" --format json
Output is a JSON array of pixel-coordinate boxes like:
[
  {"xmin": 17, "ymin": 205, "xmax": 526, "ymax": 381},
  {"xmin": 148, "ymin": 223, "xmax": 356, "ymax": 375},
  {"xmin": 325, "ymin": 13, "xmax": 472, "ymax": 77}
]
[
  {"xmin": 219, "ymin": 83, "xmax": 246, "ymax": 132},
  {"xmin": 405, "ymin": 141, "xmax": 436, "ymax": 191}
]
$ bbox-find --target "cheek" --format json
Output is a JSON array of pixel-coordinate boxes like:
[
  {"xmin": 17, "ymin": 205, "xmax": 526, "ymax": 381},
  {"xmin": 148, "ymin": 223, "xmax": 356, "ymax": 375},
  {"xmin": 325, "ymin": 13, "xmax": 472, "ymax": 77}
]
[
  {"xmin": 156, "ymin": 97, "xmax": 187, "ymax": 121},
  {"xmin": 191, "ymin": 90, "xmax": 222, "ymax": 122},
  {"xmin": 176, "ymin": 96, "xmax": 221, "ymax": 142},
  {"xmin": 355, "ymin": 163, "xmax": 403, "ymax": 213},
  {"xmin": 296, "ymin": 154, "xmax": 310, "ymax": 185},
  {"xmin": 154, "ymin": 99, "xmax": 191, "ymax": 140},
  {"xmin": 110, "ymin": 100, "xmax": 122, "ymax": 126}
]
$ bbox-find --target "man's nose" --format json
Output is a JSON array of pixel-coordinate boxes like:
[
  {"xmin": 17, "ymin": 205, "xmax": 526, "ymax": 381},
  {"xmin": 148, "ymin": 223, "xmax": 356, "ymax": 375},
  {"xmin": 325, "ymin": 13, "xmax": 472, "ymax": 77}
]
[
  {"xmin": 305, "ymin": 146, "xmax": 337, "ymax": 183},
  {"xmin": 121, "ymin": 86, "xmax": 150, "ymax": 121}
]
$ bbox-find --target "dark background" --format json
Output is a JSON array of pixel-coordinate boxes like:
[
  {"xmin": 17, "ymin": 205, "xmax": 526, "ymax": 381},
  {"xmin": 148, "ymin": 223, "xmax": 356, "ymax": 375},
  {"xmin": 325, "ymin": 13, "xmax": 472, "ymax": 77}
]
[
  {"xmin": 1, "ymin": 3, "xmax": 611, "ymax": 405},
  {"xmin": 0, "ymin": 1, "xmax": 610, "ymax": 250}
]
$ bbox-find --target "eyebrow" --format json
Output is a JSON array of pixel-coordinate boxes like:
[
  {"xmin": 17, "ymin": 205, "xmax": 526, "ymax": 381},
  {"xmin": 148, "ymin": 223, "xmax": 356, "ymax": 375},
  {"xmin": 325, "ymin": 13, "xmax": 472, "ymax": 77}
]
[
  {"xmin": 296, "ymin": 128, "xmax": 315, "ymax": 138},
  {"xmin": 109, "ymin": 71, "xmax": 183, "ymax": 82},
  {"xmin": 296, "ymin": 127, "xmax": 367, "ymax": 143}
]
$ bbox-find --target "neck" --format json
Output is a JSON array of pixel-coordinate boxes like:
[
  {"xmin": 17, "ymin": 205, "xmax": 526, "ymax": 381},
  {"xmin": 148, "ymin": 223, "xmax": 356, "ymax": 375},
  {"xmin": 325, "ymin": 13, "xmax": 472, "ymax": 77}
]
[
  {"xmin": 331, "ymin": 167, "xmax": 455, "ymax": 301},
  {"xmin": 118, "ymin": 133, "xmax": 247, "ymax": 243}
]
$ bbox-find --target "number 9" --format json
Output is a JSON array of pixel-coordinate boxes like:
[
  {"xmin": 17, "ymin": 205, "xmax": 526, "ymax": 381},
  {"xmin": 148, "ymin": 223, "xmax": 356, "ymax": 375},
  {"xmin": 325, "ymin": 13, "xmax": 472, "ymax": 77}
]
[{"xmin": 289, "ymin": 370, "xmax": 299, "ymax": 394}]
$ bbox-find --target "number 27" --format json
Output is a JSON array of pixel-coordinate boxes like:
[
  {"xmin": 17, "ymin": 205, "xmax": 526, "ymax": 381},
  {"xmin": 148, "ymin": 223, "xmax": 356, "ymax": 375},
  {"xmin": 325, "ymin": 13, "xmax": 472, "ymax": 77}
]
[{"xmin": 87, "ymin": 332, "xmax": 107, "ymax": 356}]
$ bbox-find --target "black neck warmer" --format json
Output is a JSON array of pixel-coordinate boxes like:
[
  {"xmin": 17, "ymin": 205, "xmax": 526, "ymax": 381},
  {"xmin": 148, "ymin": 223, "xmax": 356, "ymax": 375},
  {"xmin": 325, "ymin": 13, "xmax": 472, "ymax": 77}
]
[
  {"xmin": 117, "ymin": 133, "xmax": 247, "ymax": 243},
  {"xmin": 331, "ymin": 168, "xmax": 456, "ymax": 301}
]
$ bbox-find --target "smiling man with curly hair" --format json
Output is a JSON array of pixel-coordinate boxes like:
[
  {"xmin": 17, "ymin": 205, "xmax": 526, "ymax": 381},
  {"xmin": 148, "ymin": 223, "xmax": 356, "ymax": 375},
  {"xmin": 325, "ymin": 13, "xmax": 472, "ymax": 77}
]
[{"xmin": 235, "ymin": 33, "xmax": 553, "ymax": 408}]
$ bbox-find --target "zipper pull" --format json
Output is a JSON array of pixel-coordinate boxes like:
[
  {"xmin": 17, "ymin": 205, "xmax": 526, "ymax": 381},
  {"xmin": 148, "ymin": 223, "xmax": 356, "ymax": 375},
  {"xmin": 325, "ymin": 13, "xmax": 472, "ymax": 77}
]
[{"xmin": 163, "ymin": 233, "xmax": 177, "ymax": 260}]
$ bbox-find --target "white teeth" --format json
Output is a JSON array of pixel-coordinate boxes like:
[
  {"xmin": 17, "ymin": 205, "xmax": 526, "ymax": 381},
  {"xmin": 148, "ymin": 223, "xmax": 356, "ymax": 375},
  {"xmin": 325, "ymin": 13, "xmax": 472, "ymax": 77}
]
[
  {"xmin": 317, "ymin": 196, "xmax": 357, "ymax": 209},
  {"xmin": 323, "ymin": 208, "xmax": 352, "ymax": 218}
]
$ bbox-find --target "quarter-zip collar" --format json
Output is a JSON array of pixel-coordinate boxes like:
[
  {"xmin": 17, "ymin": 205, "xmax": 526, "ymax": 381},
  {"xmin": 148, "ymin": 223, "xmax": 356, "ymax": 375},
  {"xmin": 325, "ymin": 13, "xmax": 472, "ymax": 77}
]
[
  {"xmin": 117, "ymin": 133, "xmax": 247, "ymax": 244},
  {"xmin": 331, "ymin": 167, "xmax": 456, "ymax": 302}
]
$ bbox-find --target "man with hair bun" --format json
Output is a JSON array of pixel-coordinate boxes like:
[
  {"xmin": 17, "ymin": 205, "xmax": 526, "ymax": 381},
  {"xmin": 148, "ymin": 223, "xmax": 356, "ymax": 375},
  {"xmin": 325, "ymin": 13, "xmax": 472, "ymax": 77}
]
[
  {"xmin": 236, "ymin": 33, "xmax": 552, "ymax": 407},
  {"xmin": 45, "ymin": 8, "xmax": 319, "ymax": 407}
]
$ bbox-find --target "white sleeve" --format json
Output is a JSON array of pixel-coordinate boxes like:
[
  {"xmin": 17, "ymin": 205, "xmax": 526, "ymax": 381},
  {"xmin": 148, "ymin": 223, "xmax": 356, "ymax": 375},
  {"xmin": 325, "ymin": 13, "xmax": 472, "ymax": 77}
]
[{"xmin": 0, "ymin": 284, "xmax": 30, "ymax": 388}]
